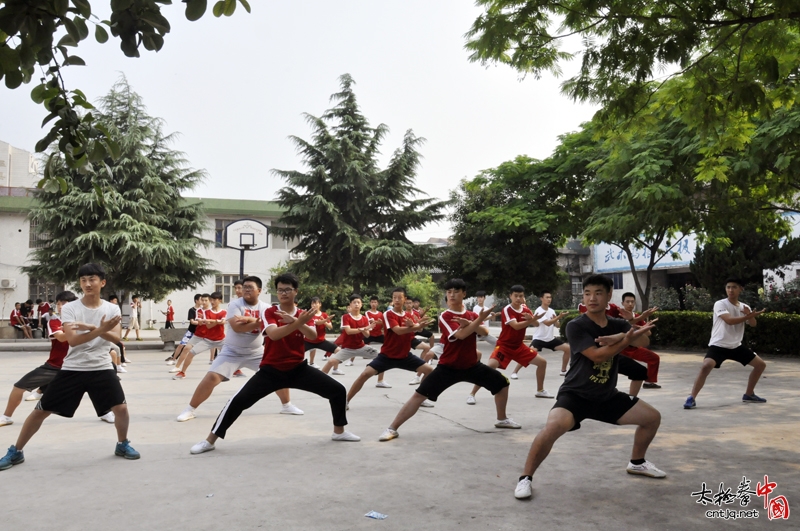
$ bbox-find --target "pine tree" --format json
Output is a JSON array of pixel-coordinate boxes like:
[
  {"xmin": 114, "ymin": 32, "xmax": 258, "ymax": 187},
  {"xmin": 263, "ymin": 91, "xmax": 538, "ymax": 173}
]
[
  {"xmin": 23, "ymin": 76, "xmax": 215, "ymax": 300},
  {"xmin": 272, "ymin": 74, "xmax": 448, "ymax": 294}
]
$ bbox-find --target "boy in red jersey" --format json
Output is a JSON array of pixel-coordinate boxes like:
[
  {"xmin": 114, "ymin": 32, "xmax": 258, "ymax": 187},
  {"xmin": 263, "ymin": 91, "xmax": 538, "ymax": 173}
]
[
  {"xmin": 161, "ymin": 300, "xmax": 175, "ymax": 329},
  {"xmin": 305, "ymin": 297, "xmax": 339, "ymax": 368},
  {"xmin": 620, "ymin": 292, "xmax": 661, "ymax": 389},
  {"xmin": 379, "ymin": 279, "xmax": 521, "ymax": 441},
  {"xmin": 10, "ymin": 303, "xmax": 33, "ymax": 339},
  {"xmin": 189, "ymin": 273, "xmax": 359, "ymax": 454},
  {"xmin": 364, "ymin": 296, "xmax": 385, "ymax": 345},
  {"xmin": 345, "ymin": 287, "xmax": 436, "ymax": 409},
  {"xmin": 171, "ymin": 294, "xmax": 210, "ymax": 379},
  {"xmin": 321, "ymin": 294, "xmax": 380, "ymax": 375},
  {"xmin": 0, "ymin": 292, "xmax": 118, "ymax": 426},
  {"xmin": 468, "ymin": 285, "xmax": 550, "ymax": 404}
]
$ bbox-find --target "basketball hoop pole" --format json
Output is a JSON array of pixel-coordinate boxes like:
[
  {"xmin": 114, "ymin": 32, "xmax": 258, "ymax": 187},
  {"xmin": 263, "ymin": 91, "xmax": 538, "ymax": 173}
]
[{"xmin": 239, "ymin": 245, "xmax": 253, "ymax": 279}]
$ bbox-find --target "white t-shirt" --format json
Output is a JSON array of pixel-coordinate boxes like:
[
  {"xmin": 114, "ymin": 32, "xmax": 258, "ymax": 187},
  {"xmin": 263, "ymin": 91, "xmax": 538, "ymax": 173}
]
[
  {"xmin": 60, "ymin": 299, "xmax": 122, "ymax": 371},
  {"xmin": 224, "ymin": 297, "xmax": 269, "ymax": 353},
  {"xmin": 473, "ymin": 304, "xmax": 490, "ymax": 327},
  {"xmin": 129, "ymin": 302, "xmax": 138, "ymax": 319},
  {"xmin": 709, "ymin": 298, "xmax": 750, "ymax": 349},
  {"xmin": 531, "ymin": 306, "xmax": 556, "ymax": 342}
]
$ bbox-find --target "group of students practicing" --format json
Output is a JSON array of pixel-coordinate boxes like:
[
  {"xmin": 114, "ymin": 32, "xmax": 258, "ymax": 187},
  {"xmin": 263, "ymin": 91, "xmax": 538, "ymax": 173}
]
[{"xmin": 0, "ymin": 264, "xmax": 770, "ymax": 500}]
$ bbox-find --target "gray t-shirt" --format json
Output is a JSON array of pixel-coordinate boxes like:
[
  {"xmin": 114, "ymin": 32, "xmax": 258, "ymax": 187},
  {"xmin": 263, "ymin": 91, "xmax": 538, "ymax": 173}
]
[
  {"xmin": 560, "ymin": 314, "xmax": 631, "ymax": 401},
  {"xmin": 224, "ymin": 297, "xmax": 269, "ymax": 354},
  {"xmin": 60, "ymin": 299, "xmax": 122, "ymax": 371}
]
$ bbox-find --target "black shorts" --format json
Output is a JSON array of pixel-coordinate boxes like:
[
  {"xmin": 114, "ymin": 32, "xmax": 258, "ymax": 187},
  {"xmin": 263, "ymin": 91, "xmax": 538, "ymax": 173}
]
[
  {"xmin": 364, "ymin": 335, "xmax": 384, "ymax": 345},
  {"xmin": 14, "ymin": 364, "xmax": 60, "ymax": 391},
  {"xmin": 531, "ymin": 338, "xmax": 565, "ymax": 351},
  {"xmin": 37, "ymin": 369, "xmax": 126, "ymax": 417},
  {"xmin": 617, "ymin": 354, "xmax": 648, "ymax": 381},
  {"xmin": 705, "ymin": 345, "xmax": 756, "ymax": 368},
  {"xmin": 411, "ymin": 338, "xmax": 423, "ymax": 349},
  {"xmin": 416, "ymin": 329, "xmax": 433, "ymax": 339},
  {"xmin": 416, "ymin": 363, "xmax": 509, "ymax": 402},
  {"xmin": 368, "ymin": 353, "xmax": 425, "ymax": 374},
  {"xmin": 305, "ymin": 340, "xmax": 338, "ymax": 354},
  {"xmin": 554, "ymin": 391, "xmax": 639, "ymax": 431}
]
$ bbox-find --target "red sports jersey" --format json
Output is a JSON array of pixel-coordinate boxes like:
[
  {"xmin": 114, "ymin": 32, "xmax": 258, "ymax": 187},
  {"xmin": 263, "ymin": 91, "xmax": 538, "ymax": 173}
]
[
  {"xmin": 365, "ymin": 310, "xmax": 384, "ymax": 337},
  {"xmin": 45, "ymin": 318, "xmax": 69, "ymax": 368},
  {"xmin": 10, "ymin": 309, "xmax": 22, "ymax": 326},
  {"xmin": 341, "ymin": 313, "xmax": 368, "ymax": 349},
  {"xmin": 496, "ymin": 304, "xmax": 533, "ymax": 350},
  {"xmin": 438, "ymin": 309, "xmax": 480, "ymax": 369},
  {"xmin": 38, "ymin": 303, "xmax": 51, "ymax": 318},
  {"xmin": 261, "ymin": 306, "xmax": 307, "ymax": 370},
  {"xmin": 578, "ymin": 303, "xmax": 622, "ymax": 318},
  {"xmin": 193, "ymin": 308, "xmax": 208, "ymax": 338},
  {"xmin": 381, "ymin": 309, "xmax": 415, "ymax": 359},
  {"xmin": 307, "ymin": 312, "xmax": 329, "ymax": 344},
  {"xmin": 166, "ymin": 305, "xmax": 174, "ymax": 321},
  {"xmin": 203, "ymin": 308, "xmax": 227, "ymax": 341},
  {"xmin": 412, "ymin": 308, "xmax": 421, "ymax": 318}
]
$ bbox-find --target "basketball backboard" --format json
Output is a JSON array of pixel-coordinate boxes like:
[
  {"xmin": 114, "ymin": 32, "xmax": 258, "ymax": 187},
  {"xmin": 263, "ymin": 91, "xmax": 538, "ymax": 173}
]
[{"xmin": 224, "ymin": 219, "xmax": 269, "ymax": 250}]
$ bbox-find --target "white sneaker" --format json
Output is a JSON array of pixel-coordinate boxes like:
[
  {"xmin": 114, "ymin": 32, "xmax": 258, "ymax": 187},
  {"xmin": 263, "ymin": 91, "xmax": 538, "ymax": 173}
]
[
  {"xmin": 177, "ymin": 407, "xmax": 196, "ymax": 422},
  {"xmin": 309, "ymin": 363, "xmax": 320, "ymax": 369},
  {"xmin": 331, "ymin": 430, "xmax": 361, "ymax": 442},
  {"xmin": 120, "ymin": 363, "xmax": 127, "ymax": 367},
  {"xmin": 99, "ymin": 411, "xmax": 115, "ymax": 423},
  {"xmin": 331, "ymin": 369, "xmax": 345, "ymax": 375},
  {"xmin": 190, "ymin": 440, "xmax": 215, "ymax": 455},
  {"xmin": 344, "ymin": 360, "xmax": 354, "ymax": 366},
  {"xmin": 559, "ymin": 370, "xmax": 567, "ymax": 376},
  {"xmin": 169, "ymin": 366, "xmax": 181, "ymax": 373},
  {"xmin": 466, "ymin": 395, "xmax": 476, "ymax": 405},
  {"xmin": 375, "ymin": 381, "xmax": 392, "ymax": 388},
  {"xmin": 379, "ymin": 428, "xmax": 398, "ymax": 441},
  {"xmin": 208, "ymin": 360, "xmax": 213, "ymax": 364},
  {"xmin": 280, "ymin": 403, "xmax": 304, "ymax": 415},
  {"xmin": 495, "ymin": 418, "xmax": 522, "ymax": 429},
  {"xmin": 0, "ymin": 415, "xmax": 13, "ymax": 427},
  {"xmin": 626, "ymin": 460, "xmax": 667, "ymax": 478},
  {"xmin": 346, "ymin": 401, "xmax": 350, "ymax": 411},
  {"xmin": 409, "ymin": 375, "xmax": 422, "ymax": 385},
  {"xmin": 116, "ymin": 366, "xmax": 127, "ymax": 373},
  {"xmin": 515, "ymin": 477, "xmax": 533, "ymax": 499},
  {"xmin": 25, "ymin": 391, "xmax": 43, "ymax": 401},
  {"xmin": 166, "ymin": 359, "xmax": 176, "ymax": 365},
  {"xmin": 420, "ymin": 399, "xmax": 435, "ymax": 408},
  {"xmin": 510, "ymin": 373, "xmax": 518, "ymax": 380},
  {"xmin": 535, "ymin": 390, "xmax": 554, "ymax": 398}
]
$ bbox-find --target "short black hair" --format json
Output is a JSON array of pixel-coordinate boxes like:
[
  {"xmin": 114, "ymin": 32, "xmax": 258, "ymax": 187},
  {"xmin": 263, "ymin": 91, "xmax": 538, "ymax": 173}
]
[
  {"xmin": 194, "ymin": 293, "xmax": 202, "ymax": 302},
  {"xmin": 78, "ymin": 263, "xmax": 106, "ymax": 280},
  {"xmin": 56, "ymin": 291, "xmax": 78, "ymax": 303},
  {"xmin": 622, "ymin": 292, "xmax": 636, "ymax": 301},
  {"xmin": 35, "ymin": 299, "xmax": 42, "ymax": 304},
  {"xmin": 131, "ymin": 294, "xmax": 140, "ymax": 300},
  {"xmin": 243, "ymin": 275, "xmax": 262, "ymax": 289},
  {"xmin": 391, "ymin": 286, "xmax": 407, "ymax": 297},
  {"xmin": 369, "ymin": 296, "xmax": 379, "ymax": 302},
  {"xmin": 349, "ymin": 294, "xmax": 362, "ymax": 303},
  {"xmin": 210, "ymin": 291, "xmax": 223, "ymax": 300},
  {"xmin": 274, "ymin": 272, "xmax": 299, "ymax": 289},
  {"xmin": 201, "ymin": 293, "xmax": 210, "ymax": 298},
  {"xmin": 108, "ymin": 295, "xmax": 119, "ymax": 302},
  {"xmin": 412, "ymin": 297, "xmax": 420, "ymax": 303},
  {"xmin": 233, "ymin": 279, "xmax": 244, "ymax": 286},
  {"xmin": 725, "ymin": 277, "xmax": 744, "ymax": 287},
  {"xmin": 475, "ymin": 290, "xmax": 486, "ymax": 298},
  {"xmin": 583, "ymin": 275, "xmax": 613, "ymax": 292},
  {"xmin": 540, "ymin": 290, "xmax": 551, "ymax": 297},
  {"xmin": 510, "ymin": 284, "xmax": 525, "ymax": 294},
  {"xmin": 443, "ymin": 278, "xmax": 467, "ymax": 291},
  {"xmin": 310, "ymin": 296, "xmax": 321, "ymax": 304}
]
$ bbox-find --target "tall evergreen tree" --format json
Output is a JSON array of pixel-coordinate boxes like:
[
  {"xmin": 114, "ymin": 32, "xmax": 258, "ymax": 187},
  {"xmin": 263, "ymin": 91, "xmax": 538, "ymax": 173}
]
[
  {"xmin": 272, "ymin": 74, "xmax": 449, "ymax": 294},
  {"xmin": 23, "ymin": 76, "xmax": 215, "ymax": 300}
]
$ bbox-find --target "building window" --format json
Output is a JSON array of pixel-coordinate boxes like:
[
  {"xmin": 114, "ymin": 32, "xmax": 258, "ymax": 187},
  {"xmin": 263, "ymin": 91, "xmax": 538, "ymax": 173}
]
[
  {"xmin": 609, "ymin": 272, "xmax": 624, "ymax": 290},
  {"xmin": 214, "ymin": 219, "xmax": 237, "ymax": 248},
  {"xmin": 570, "ymin": 276, "xmax": 583, "ymax": 295},
  {"xmin": 28, "ymin": 278, "xmax": 63, "ymax": 304},
  {"xmin": 29, "ymin": 219, "xmax": 50, "ymax": 249},
  {"xmin": 214, "ymin": 274, "xmax": 243, "ymax": 303}
]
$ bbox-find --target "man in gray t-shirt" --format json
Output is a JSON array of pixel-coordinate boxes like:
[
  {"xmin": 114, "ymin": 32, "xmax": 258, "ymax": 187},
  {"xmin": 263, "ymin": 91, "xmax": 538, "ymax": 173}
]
[
  {"xmin": 0, "ymin": 263, "xmax": 140, "ymax": 472},
  {"xmin": 513, "ymin": 275, "xmax": 664, "ymax": 501}
]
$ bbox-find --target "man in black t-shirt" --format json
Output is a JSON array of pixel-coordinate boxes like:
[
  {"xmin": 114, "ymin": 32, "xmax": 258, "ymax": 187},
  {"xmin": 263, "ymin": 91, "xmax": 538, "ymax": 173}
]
[
  {"xmin": 514, "ymin": 275, "xmax": 665, "ymax": 500},
  {"xmin": 166, "ymin": 294, "xmax": 202, "ymax": 364}
]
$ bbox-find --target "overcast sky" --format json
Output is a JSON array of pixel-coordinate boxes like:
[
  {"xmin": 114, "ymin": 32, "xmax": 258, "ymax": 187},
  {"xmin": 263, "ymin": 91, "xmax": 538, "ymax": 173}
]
[{"xmin": 0, "ymin": 1, "xmax": 597, "ymax": 239}]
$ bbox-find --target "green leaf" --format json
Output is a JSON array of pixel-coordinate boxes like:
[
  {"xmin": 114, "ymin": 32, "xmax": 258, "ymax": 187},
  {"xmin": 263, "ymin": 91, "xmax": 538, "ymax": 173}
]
[
  {"xmin": 4, "ymin": 69, "xmax": 23, "ymax": 89},
  {"xmin": 110, "ymin": 0, "xmax": 133, "ymax": 11},
  {"xmin": 42, "ymin": 179, "xmax": 60, "ymax": 193},
  {"xmin": 223, "ymin": 0, "xmax": 236, "ymax": 16},
  {"xmin": 185, "ymin": 0, "xmax": 207, "ymax": 21},
  {"xmin": 72, "ymin": 0, "xmax": 92, "ymax": 18},
  {"xmin": 65, "ymin": 55, "xmax": 86, "ymax": 66},
  {"xmin": 58, "ymin": 34, "xmax": 78, "ymax": 47},
  {"xmin": 58, "ymin": 176, "xmax": 68, "ymax": 194},
  {"xmin": 238, "ymin": 0, "xmax": 251, "ymax": 13},
  {"xmin": 212, "ymin": 1, "xmax": 225, "ymax": 17},
  {"xmin": 63, "ymin": 17, "xmax": 81, "ymax": 41},
  {"xmin": 73, "ymin": 17, "xmax": 89, "ymax": 40},
  {"xmin": 105, "ymin": 138, "xmax": 121, "ymax": 160},
  {"xmin": 88, "ymin": 141, "xmax": 106, "ymax": 162},
  {"xmin": 31, "ymin": 83, "xmax": 47, "ymax": 104},
  {"xmin": 95, "ymin": 24, "xmax": 109, "ymax": 43}
]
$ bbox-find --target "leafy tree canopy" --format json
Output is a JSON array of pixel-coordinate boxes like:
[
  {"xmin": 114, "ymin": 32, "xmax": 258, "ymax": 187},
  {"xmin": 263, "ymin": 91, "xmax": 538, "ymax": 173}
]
[
  {"xmin": 272, "ymin": 74, "xmax": 449, "ymax": 295},
  {"xmin": 22, "ymin": 75, "xmax": 215, "ymax": 300}
]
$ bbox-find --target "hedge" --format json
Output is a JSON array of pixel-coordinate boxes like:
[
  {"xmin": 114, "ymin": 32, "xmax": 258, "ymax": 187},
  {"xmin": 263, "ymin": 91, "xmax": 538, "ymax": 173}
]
[{"xmin": 558, "ymin": 311, "xmax": 800, "ymax": 355}]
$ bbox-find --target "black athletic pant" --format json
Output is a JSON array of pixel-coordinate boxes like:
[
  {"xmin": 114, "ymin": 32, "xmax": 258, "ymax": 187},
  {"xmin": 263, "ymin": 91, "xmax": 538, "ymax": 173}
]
[
  {"xmin": 211, "ymin": 361, "xmax": 347, "ymax": 438},
  {"xmin": 164, "ymin": 320, "xmax": 174, "ymax": 329}
]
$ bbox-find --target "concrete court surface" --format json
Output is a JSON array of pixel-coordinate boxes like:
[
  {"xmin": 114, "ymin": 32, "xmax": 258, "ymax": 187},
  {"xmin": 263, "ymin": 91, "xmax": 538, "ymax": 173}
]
[{"xmin": 0, "ymin": 345, "xmax": 797, "ymax": 531}]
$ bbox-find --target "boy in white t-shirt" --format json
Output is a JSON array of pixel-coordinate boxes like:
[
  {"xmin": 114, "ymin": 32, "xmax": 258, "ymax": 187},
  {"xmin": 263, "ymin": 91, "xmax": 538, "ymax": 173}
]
[
  {"xmin": 472, "ymin": 290, "xmax": 497, "ymax": 349},
  {"xmin": 528, "ymin": 291, "xmax": 571, "ymax": 377},
  {"xmin": 122, "ymin": 295, "xmax": 142, "ymax": 341},
  {"xmin": 0, "ymin": 263, "xmax": 140, "ymax": 471},
  {"xmin": 683, "ymin": 278, "xmax": 767, "ymax": 409}
]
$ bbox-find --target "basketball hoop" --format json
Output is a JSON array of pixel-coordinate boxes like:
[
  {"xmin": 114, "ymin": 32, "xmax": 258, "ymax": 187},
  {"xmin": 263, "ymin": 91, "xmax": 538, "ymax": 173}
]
[{"xmin": 224, "ymin": 219, "xmax": 270, "ymax": 279}]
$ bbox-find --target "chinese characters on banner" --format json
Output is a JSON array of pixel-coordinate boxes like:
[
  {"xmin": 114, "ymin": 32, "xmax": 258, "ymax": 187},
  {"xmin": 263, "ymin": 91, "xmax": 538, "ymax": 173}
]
[{"xmin": 691, "ymin": 475, "xmax": 790, "ymax": 521}]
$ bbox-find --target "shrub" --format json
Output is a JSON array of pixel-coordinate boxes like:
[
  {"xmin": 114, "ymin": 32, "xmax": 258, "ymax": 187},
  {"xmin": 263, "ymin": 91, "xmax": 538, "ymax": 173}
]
[
  {"xmin": 650, "ymin": 286, "xmax": 681, "ymax": 310},
  {"xmin": 682, "ymin": 285, "xmax": 714, "ymax": 312},
  {"xmin": 762, "ymin": 279, "xmax": 800, "ymax": 314}
]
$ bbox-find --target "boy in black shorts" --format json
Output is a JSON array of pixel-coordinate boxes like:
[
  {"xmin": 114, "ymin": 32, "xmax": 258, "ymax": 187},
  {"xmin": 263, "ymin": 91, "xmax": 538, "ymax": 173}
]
[
  {"xmin": 379, "ymin": 279, "xmax": 520, "ymax": 441},
  {"xmin": 684, "ymin": 278, "xmax": 767, "ymax": 409},
  {"xmin": 514, "ymin": 275, "xmax": 664, "ymax": 500},
  {"xmin": 0, "ymin": 263, "xmax": 140, "ymax": 471}
]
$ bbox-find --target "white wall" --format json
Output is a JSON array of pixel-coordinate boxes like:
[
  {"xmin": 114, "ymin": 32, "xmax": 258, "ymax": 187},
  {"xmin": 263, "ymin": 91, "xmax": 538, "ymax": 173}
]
[
  {"xmin": 0, "ymin": 141, "xmax": 38, "ymax": 188},
  {"xmin": 0, "ymin": 212, "xmax": 35, "ymax": 319}
]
